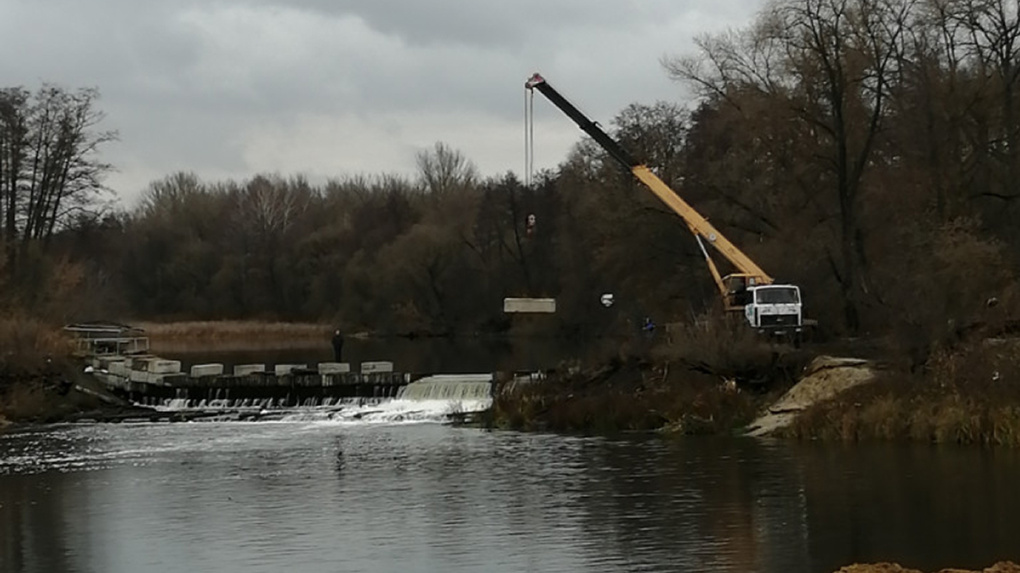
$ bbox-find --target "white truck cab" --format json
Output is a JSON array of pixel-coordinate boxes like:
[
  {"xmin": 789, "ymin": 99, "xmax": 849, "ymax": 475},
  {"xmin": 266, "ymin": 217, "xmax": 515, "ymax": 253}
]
[{"xmin": 744, "ymin": 284, "xmax": 803, "ymax": 334}]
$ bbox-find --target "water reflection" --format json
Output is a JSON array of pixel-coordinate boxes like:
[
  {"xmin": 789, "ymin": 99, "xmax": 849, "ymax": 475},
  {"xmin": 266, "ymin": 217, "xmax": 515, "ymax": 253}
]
[
  {"xmin": 2, "ymin": 424, "xmax": 1020, "ymax": 573},
  {"xmin": 796, "ymin": 443, "xmax": 1020, "ymax": 572},
  {"xmin": 563, "ymin": 437, "xmax": 813, "ymax": 572},
  {"xmin": 0, "ymin": 472, "xmax": 71, "ymax": 572}
]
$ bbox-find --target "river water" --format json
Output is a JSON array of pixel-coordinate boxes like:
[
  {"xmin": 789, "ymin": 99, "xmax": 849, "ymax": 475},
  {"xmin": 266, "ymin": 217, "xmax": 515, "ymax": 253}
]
[{"xmin": 2, "ymin": 398, "xmax": 1019, "ymax": 573}]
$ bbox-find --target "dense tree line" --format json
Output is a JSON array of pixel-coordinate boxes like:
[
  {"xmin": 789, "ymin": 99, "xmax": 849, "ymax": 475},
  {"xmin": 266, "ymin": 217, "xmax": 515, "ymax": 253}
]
[
  {"xmin": 5, "ymin": 0, "xmax": 1020, "ymax": 351},
  {"xmin": 117, "ymin": 152, "xmax": 570, "ymax": 334}
]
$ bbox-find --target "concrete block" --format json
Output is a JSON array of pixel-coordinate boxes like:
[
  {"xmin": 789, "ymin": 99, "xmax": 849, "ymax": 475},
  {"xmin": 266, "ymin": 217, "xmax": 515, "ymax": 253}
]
[
  {"xmin": 95, "ymin": 355, "xmax": 125, "ymax": 369},
  {"xmin": 274, "ymin": 364, "xmax": 307, "ymax": 376},
  {"xmin": 123, "ymin": 355, "xmax": 151, "ymax": 369},
  {"xmin": 190, "ymin": 363, "xmax": 224, "ymax": 377},
  {"xmin": 318, "ymin": 362, "xmax": 351, "ymax": 374},
  {"xmin": 129, "ymin": 370, "xmax": 165, "ymax": 384},
  {"xmin": 234, "ymin": 364, "xmax": 265, "ymax": 376},
  {"xmin": 100, "ymin": 373, "xmax": 131, "ymax": 391},
  {"xmin": 141, "ymin": 359, "xmax": 181, "ymax": 374},
  {"xmin": 361, "ymin": 361, "xmax": 394, "ymax": 374},
  {"xmin": 503, "ymin": 297, "xmax": 556, "ymax": 313},
  {"xmin": 108, "ymin": 361, "xmax": 130, "ymax": 377}
]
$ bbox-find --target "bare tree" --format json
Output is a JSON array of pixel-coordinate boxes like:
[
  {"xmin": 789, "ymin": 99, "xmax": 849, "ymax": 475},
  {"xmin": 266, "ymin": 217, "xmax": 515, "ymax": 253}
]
[
  {"xmin": 944, "ymin": 0, "xmax": 1020, "ymax": 202},
  {"xmin": 0, "ymin": 84, "xmax": 115, "ymax": 273},
  {"xmin": 138, "ymin": 172, "xmax": 205, "ymax": 220},
  {"xmin": 23, "ymin": 86, "xmax": 116, "ymax": 243},
  {"xmin": 665, "ymin": 0, "xmax": 912, "ymax": 332},
  {"xmin": 238, "ymin": 174, "xmax": 309, "ymax": 237},
  {"xmin": 0, "ymin": 88, "xmax": 29, "ymax": 264},
  {"xmin": 416, "ymin": 141, "xmax": 478, "ymax": 196}
]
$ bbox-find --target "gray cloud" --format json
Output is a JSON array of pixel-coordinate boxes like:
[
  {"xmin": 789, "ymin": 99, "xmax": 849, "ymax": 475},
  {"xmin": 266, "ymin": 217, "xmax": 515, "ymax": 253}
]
[{"xmin": 0, "ymin": 0, "xmax": 763, "ymax": 206}]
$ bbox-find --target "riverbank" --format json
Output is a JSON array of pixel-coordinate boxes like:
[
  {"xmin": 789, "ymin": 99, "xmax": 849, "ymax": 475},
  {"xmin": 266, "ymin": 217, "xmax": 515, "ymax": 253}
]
[
  {"xmin": 484, "ymin": 330, "xmax": 1020, "ymax": 446},
  {"xmin": 481, "ymin": 350, "xmax": 803, "ymax": 435},
  {"xmin": 0, "ymin": 362, "xmax": 160, "ymax": 428},
  {"xmin": 780, "ymin": 338, "xmax": 1020, "ymax": 446},
  {"xmin": 8, "ymin": 315, "xmax": 1020, "ymax": 447}
]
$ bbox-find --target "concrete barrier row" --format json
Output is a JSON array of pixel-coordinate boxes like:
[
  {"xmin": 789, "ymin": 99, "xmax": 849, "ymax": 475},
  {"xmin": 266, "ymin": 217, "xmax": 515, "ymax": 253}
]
[
  {"xmin": 98, "ymin": 370, "xmax": 410, "ymax": 392},
  {"xmin": 95, "ymin": 355, "xmax": 394, "ymax": 378},
  {"xmin": 194, "ymin": 361, "xmax": 394, "ymax": 378}
]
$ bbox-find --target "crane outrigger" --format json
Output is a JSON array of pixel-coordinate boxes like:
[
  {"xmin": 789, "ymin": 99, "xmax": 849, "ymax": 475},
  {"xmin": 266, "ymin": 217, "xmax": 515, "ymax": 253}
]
[{"xmin": 525, "ymin": 73, "xmax": 804, "ymax": 334}]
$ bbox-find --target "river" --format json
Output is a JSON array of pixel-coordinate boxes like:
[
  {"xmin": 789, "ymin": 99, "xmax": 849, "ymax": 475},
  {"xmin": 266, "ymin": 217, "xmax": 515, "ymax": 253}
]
[{"xmin": 2, "ymin": 400, "xmax": 1019, "ymax": 573}]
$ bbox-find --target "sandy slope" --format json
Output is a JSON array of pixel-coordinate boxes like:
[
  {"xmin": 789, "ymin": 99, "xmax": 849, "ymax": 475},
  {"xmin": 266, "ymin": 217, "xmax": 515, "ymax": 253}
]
[{"xmin": 746, "ymin": 355, "xmax": 875, "ymax": 437}]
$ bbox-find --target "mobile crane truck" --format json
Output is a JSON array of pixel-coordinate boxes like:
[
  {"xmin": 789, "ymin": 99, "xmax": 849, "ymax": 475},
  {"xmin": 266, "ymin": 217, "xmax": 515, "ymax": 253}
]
[{"xmin": 525, "ymin": 73, "xmax": 805, "ymax": 337}]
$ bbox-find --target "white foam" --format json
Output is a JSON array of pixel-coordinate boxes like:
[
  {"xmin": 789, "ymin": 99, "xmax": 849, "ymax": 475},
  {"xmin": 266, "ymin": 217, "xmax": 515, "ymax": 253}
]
[{"xmin": 278, "ymin": 398, "xmax": 491, "ymax": 425}]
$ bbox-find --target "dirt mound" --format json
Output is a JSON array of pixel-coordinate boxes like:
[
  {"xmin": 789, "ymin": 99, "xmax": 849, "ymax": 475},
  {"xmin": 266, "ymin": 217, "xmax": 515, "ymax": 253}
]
[
  {"xmin": 746, "ymin": 355, "xmax": 874, "ymax": 437},
  {"xmin": 769, "ymin": 356, "xmax": 873, "ymax": 413},
  {"xmin": 835, "ymin": 562, "xmax": 1020, "ymax": 573}
]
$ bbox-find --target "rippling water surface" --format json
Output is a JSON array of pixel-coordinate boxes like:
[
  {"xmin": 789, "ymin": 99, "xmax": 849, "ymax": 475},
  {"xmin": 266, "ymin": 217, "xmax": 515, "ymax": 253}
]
[{"xmin": 2, "ymin": 413, "xmax": 1020, "ymax": 573}]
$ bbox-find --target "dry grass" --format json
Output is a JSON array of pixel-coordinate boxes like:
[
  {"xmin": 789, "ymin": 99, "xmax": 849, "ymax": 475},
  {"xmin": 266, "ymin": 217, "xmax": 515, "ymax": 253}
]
[
  {"xmin": 0, "ymin": 382, "xmax": 51, "ymax": 421},
  {"xmin": 0, "ymin": 316, "xmax": 73, "ymax": 374},
  {"xmin": 484, "ymin": 316, "xmax": 813, "ymax": 435},
  {"xmin": 137, "ymin": 320, "xmax": 335, "ymax": 342},
  {"xmin": 655, "ymin": 315, "xmax": 811, "ymax": 387},
  {"xmin": 0, "ymin": 316, "xmax": 79, "ymax": 423},
  {"xmin": 485, "ymin": 355, "xmax": 769, "ymax": 435},
  {"xmin": 782, "ymin": 340, "xmax": 1020, "ymax": 446}
]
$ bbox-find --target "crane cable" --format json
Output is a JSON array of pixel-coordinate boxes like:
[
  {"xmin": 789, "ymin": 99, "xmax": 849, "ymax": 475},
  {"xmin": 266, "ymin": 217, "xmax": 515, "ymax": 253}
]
[{"xmin": 524, "ymin": 86, "xmax": 534, "ymax": 188}]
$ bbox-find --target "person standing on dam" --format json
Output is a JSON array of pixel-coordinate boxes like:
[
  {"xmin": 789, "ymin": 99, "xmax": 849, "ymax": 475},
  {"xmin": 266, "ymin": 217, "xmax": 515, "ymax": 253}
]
[{"xmin": 331, "ymin": 329, "xmax": 344, "ymax": 362}]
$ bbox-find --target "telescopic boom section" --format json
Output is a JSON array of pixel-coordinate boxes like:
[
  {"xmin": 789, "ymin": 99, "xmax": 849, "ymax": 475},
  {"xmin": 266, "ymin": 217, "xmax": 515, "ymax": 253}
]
[
  {"xmin": 524, "ymin": 73, "xmax": 773, "ymax": 293},
  {"xmin": 525, "ymin": 73, "xmax": 638, "ymax": 169}
]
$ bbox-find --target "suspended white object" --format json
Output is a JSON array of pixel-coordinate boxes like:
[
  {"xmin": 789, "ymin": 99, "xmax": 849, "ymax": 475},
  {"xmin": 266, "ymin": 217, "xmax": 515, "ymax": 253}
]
[{"xmin": 504, "ymin": 298, "xmax": 556, "ymax": 313}]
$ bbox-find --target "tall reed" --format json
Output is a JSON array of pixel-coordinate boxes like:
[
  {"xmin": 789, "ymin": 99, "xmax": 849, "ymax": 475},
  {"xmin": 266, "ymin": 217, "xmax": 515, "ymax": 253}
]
[
  {"xmin": 0, "ymin": 316, "xmax": 71, "ymax": 375},
  {"xmin": 137, "ymin": 320, "xmax": 333, "ymax": 341}
]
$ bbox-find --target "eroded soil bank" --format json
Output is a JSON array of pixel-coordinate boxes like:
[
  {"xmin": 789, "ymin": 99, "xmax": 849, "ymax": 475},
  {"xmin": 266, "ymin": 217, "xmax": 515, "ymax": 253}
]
[
  {"xmin": 487, "ymin": 335, "xmax": 1020, "ymax": 446},
  {"xmin": 483, "ymin": 353, "xmax": 803, "ymax": 435}
]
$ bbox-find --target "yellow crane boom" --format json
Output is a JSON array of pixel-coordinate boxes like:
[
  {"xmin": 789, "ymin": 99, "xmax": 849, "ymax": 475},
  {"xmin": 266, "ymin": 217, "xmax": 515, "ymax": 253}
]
[{"xmin": 525, "ymin": 73, "xmax": 773, "ymax": 309}]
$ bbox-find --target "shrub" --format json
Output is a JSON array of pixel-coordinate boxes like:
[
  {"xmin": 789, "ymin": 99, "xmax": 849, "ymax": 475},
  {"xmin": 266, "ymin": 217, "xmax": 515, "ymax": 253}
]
[
  {"xmin": 486, "ymin": 353, "xmax": 769, "ymax": 435},
  {"xmin": 783, "ymin": 340, "xmax": 1020, "ymax": 447},
  {"xmin": 655, "ymin": 314, "xmax": 811, "ymax": 388},
  {"xmin": 0, "ymin": 316, "xmax": 72, "ymax": 377}
]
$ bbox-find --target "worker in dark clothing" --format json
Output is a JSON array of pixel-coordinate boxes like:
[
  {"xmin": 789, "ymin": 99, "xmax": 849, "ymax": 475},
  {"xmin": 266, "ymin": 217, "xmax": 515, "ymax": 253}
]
[
  {"xmin": 331, "ymin": 329, "xmax": 344, "ymax": 361},
  {"xmin": 642, "ymin": 317, "xmax": 656, "ymax": 338}
]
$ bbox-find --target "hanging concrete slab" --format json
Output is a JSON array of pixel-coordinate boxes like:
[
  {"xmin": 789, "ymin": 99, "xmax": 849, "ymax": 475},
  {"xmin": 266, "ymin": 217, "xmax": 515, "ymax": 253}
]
[{"xmin": 503, "ymin": 298, "xmax": 556, "ymax": 313}]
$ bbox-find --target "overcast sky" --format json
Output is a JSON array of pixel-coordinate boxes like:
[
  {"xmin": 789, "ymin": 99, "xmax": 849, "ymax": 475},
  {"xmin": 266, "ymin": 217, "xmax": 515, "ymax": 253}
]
[{"xmin": 1, "ymin": 0, "xmax": 764, "ymax": 207}]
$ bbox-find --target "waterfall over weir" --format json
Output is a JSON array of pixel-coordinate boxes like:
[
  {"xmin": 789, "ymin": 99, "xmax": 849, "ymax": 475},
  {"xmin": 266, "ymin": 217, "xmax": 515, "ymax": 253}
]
[
  {"xmin": 137, "ymin": 373, "xmax": 494, "ymax": 424},
  {"xmin": 397, "ymin": 374, "xmax": 493, "ymax": 401}
]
